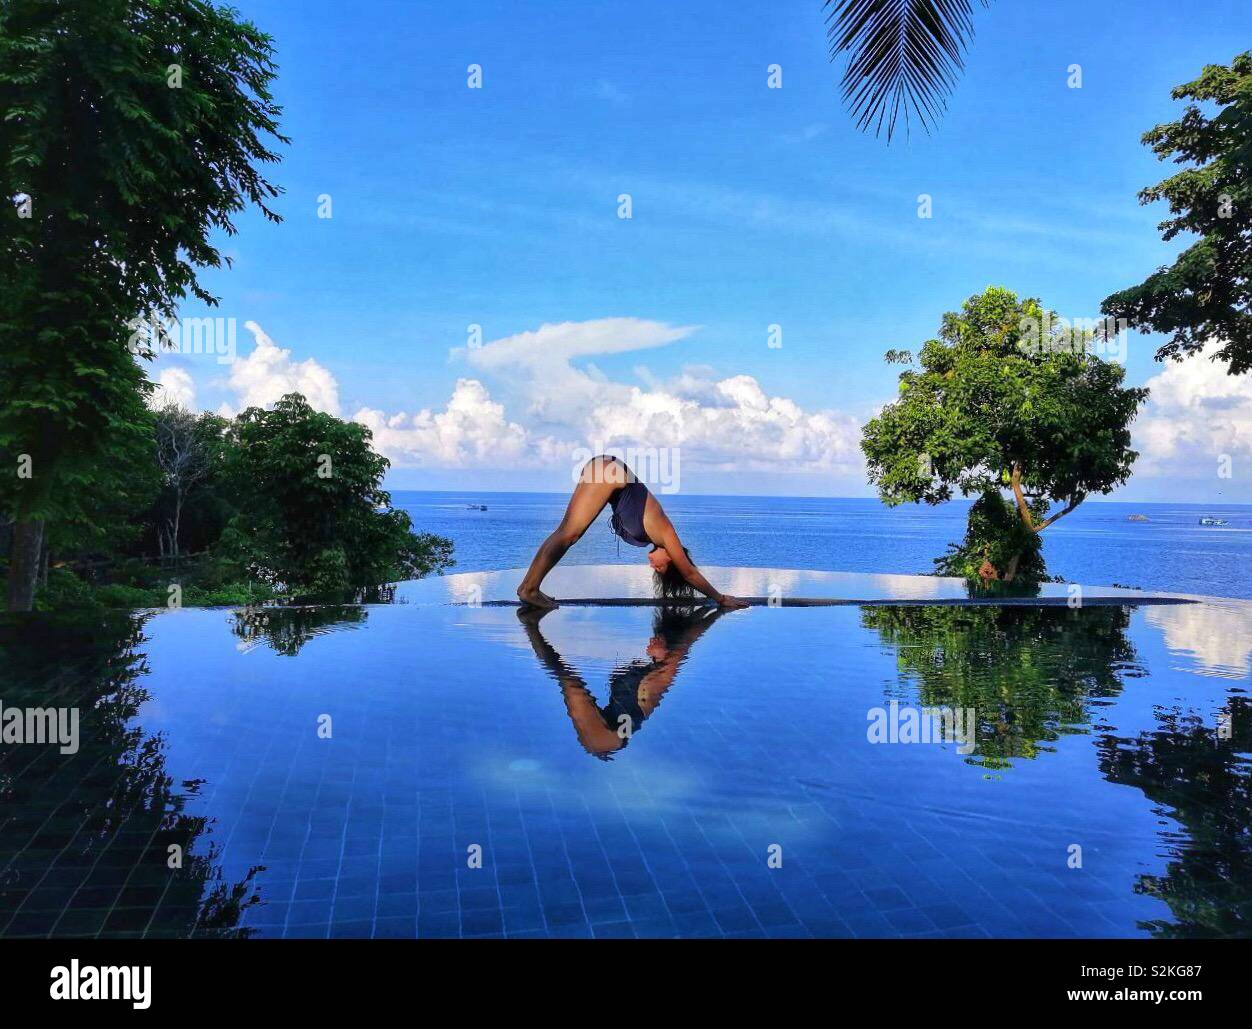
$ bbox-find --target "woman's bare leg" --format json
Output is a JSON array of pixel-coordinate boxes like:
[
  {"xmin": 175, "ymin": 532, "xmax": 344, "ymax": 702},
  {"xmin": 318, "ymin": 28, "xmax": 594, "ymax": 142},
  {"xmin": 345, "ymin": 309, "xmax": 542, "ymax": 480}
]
[{"xmin": 517, "ymin": 458, "xmax": 624, "ymax": 607}]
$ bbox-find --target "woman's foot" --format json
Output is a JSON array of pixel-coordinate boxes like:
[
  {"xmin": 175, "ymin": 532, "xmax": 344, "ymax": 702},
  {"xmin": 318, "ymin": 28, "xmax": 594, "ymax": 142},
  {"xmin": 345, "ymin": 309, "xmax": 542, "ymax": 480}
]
[{"xmin": 517, "ymin": 586, "xmax": 558, "ymax": 609}]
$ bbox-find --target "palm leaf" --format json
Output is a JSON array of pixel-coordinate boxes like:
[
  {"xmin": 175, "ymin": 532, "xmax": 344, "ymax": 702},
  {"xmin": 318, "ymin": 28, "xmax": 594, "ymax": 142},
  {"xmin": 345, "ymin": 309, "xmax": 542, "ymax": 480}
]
[{"xmin": 825, "ymin": 0, "xmax": 988, "ymax": 142}]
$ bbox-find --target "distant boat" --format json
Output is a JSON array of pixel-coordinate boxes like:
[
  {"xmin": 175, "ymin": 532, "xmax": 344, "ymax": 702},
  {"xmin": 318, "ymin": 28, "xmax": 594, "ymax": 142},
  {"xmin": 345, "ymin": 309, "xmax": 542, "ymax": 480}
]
[
  {"xmin": 466, "ymin": 504, "xmax": 488, "ymax": 511},
  {"xmin": 1127, "ymin": 514, "xmax": 1149, "ymax": 522},
  {"xmin": 1199, "ymin": 516, "xmax": 1227, "ymax": 526}
]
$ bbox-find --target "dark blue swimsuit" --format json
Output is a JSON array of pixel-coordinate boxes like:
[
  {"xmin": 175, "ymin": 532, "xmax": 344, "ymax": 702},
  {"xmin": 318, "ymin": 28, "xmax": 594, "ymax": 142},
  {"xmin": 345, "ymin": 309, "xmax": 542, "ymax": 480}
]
[{"xmin": 609, "ymin": 481, "xmax": 651, "ymax": 547}]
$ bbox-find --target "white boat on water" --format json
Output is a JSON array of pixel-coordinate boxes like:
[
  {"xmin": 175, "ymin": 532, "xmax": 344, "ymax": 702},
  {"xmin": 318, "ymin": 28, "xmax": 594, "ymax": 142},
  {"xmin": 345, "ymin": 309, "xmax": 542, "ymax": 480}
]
[{"xmin": 1199, "ymin": 516, "xmax": 1227, "ymax": 526}]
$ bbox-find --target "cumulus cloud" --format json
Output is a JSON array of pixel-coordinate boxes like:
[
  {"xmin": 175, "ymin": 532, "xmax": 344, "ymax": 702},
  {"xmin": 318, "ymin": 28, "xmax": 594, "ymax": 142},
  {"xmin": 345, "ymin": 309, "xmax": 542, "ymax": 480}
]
[
  {"xmin": 222, "ymin": 321, "xmax": 341, "ymax": 417},
  {"xmin": 353, "ymin": 379, "xmax": 570, "ymax": 468},
  {"xmin": 1133, "ymin": 343, "xmax": 1252, "ymax": 480},
  {"xmin": 150, "ymin": 367, "xmax": 196, "ymax": 409},
  {"xmin": 583, "ymin": 372, "xmax": 861, "ymax": 471},
  {"xmin": 165, "ymin": 316, "xmax": 861, "ymax": 477},
  {"xmin": 456, "ymin": 318, "xmax": 862, "ymax": 473}
]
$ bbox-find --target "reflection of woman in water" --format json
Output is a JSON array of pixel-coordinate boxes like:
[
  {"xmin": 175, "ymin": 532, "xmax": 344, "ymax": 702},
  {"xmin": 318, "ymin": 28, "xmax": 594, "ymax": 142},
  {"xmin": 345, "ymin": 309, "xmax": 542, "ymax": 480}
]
[
  {"xmin": 517, "ymin": 455, "xmax": 747, "ymax": 609},
  {"xmin": 518, "ymin": 605, "xmax": 725, "ymax": 759}
]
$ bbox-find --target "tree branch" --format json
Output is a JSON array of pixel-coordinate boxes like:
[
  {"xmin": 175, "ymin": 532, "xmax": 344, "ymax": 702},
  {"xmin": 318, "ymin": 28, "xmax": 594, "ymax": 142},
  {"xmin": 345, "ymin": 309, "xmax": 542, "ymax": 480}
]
[
  {"xmin": 1009, "ymin": 463, "xmax": 1037, "ymax": 531},
  {"xmin": 1036, "ymin": 492, "xmax": 1085, "ymax": 531}
]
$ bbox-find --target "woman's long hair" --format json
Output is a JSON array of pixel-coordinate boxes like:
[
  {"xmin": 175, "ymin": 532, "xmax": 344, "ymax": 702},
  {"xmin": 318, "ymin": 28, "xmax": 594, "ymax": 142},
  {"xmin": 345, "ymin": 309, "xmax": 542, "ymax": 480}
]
[{"xmin": 652, "ymin": 545, "xmax": 697, "ymax": 601}]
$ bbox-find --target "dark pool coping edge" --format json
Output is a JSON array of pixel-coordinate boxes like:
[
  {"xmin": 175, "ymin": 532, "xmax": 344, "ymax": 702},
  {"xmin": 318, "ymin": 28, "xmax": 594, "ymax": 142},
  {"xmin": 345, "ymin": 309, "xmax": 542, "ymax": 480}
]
[{"xmin": 474, "ymin": 596, "xmax": 1197, "ymax": 608}]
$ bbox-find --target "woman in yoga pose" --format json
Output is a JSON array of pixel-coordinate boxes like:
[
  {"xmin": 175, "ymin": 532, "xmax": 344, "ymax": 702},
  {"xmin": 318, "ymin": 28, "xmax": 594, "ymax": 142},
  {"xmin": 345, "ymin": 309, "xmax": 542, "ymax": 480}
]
[{"xmin": 517, "ymin": 454, "xmax": 747, "ymax": 609}]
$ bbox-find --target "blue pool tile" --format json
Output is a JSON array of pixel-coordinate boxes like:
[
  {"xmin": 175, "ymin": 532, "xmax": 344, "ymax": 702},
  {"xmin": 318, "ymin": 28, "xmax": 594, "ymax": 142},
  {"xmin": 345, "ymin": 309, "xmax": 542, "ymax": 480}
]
[
  {"xmin": 375, "ymin": 892, "xmax": 419, "ymax": 918},
  {"xmin": 418, "ymin": 888, "xmax": 460, "ymax": 913},
  {"xmin": 502, "ymin": 906, "xmax": 546, "ymax": 934},
  {"xmin": 416, "ymin": 911, "xmax": 460, "ymax": 937},
  {"xmin": 460, "ymin": 908, "xmax": 504, "ymax": 935},
  {"xmin": 373, "ymin": 916, "xmax": 417, "ymax": 939},
  {"xmin": 541, "ymin": 902, "xmax": 587, "ymax": 928},
  {"xmin": 710, "ymin": 906, "xmax": 759, "ymax": 934},
  {"xmin": 285, "ymin": 922, "xmax": 330, "ymax": 939},
  {"xmin": 458, "ymin": 885, "xmax": 500, "ymax": 911}
]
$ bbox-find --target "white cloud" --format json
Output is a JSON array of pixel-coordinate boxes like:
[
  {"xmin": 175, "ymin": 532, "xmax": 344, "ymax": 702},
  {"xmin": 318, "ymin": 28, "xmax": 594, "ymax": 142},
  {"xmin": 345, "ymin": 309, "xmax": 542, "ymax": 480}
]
[
  {"xmin": 1134, "ymin": 343, "xmax": 1252, "ymax": 480},
  {"xmin": 584, "ymin": 372, "xmax": 861, "ymax": 471},
  {"xmin": 353, "ymin": 378, "xmax": 569, "ymax": 468},
  {"xmin": 163, "ymin": 317, "xmax": 862, "ymax": 478},
  {"xmin": 222, "ymin": 321, "xmax": 341, "ymax": 417},
  {"xmin": 150, "ymin": 367, "xmax": 196, "ymax": 409},
  {"xmin": 455, "ymin": 318, "xmax": 862, "ymax": 473}
]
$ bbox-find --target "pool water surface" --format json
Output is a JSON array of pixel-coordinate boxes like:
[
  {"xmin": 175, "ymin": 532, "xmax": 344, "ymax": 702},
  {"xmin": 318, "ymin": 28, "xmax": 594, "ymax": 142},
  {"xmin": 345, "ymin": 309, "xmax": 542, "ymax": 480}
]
[{"xmin": 1, "ymin": 567, "xmax": 1249, "ymax": 939}]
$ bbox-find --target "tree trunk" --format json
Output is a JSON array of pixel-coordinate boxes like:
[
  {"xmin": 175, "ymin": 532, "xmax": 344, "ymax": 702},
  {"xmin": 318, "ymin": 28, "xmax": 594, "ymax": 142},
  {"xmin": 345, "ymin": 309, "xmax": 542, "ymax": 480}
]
[
  {"xmin": 6, "ymin": 519, "xmax": 44, "ymax": 612},
  {"xmin": 171, "ymin": 491, "xmax": 183, "ymax": 560},
  {"xmin": 1002, "ymin": 552, "xmax": 1021, "ymax": 583}
]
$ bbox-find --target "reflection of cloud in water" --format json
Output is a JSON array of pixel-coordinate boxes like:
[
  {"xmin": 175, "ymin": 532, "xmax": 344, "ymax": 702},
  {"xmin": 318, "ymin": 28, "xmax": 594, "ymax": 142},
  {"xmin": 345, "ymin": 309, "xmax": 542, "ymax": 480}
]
[
  {"xmin": 459, "ymin": 606, "xmax": 658, "ymax": 662},
  {"xmin": 419, "ymin": 565, "xmax": 968, "ymax": 603},
  {"xmin": 403, "ymin": 564, "xmax": 1170, "ymax": 605},
  {"xmin": 1145, "ymin": 600, "xmax": 1252, "ymax": 678},
  {"xmin": 724, "ymin": 567, "xmax": 802, "ymax": 597}
]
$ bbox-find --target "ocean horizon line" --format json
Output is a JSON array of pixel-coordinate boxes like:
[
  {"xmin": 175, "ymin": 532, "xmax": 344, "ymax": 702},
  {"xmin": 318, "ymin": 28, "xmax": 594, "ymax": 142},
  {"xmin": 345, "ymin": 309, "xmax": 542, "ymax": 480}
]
[{"xmin": 386, "ymin": 488, "xmax": 1252, "ymax": 510}]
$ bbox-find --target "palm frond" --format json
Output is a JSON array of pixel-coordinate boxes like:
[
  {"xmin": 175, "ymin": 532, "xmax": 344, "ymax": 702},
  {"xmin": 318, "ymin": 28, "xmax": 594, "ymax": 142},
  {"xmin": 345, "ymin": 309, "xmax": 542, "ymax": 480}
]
[{"xmin": 825, "ymin": 0, "xmax": 988, "ymax": 142}]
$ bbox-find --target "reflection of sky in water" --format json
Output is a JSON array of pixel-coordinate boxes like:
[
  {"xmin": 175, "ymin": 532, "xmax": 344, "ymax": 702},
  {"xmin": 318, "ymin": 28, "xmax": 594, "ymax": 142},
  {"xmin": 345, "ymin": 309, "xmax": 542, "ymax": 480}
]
[
  {"xmin": 399, "ymin": 565, "xmax": 1167, "ymax": 605},
  {"xmin": 1144, "ymin": 599, "xmax": 1252, "ymax": 679},
  {"xmin": 4, "ymin": 567, "xmax": 1250, "ymax": 939}
]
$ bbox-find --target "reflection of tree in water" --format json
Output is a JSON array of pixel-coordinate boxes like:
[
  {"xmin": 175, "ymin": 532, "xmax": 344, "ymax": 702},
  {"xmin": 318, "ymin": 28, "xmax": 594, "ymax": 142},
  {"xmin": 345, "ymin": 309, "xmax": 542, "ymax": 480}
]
[
  {"xmin": 1097, "ymin": 697, "xmax": 1252, "ymax": 938},
  {"xmin": 0, "ymin": 613, "xmax": 260, "ymax": 938},
  {"xmin": 229, "ymin": 604, "xmax": 367, "ymax": 656},
  {"xmin": 860, "ymin": 605, "xmax": 1141, "ymax": 768}
]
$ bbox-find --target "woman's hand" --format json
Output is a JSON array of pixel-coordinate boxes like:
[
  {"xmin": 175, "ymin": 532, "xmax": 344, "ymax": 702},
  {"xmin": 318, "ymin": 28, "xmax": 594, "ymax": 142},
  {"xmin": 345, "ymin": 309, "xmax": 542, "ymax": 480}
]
[{"xmin": 717, "ymin": 594, "xmax": 749, "ymax": 609}]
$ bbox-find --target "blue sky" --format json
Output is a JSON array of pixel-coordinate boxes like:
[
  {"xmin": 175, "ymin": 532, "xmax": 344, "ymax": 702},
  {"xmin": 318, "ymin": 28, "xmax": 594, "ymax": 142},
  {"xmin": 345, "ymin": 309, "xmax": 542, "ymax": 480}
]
[{"xmin": 154, "ymin": 0, "xmax": 1252, "ymax": 501}]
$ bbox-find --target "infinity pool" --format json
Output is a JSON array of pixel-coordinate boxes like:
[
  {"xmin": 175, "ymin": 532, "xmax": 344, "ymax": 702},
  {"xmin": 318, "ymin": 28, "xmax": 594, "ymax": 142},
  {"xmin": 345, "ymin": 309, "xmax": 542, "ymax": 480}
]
[{"xmin": 1, "ymin": 567, "xmax": 1249, "ymax": 938}]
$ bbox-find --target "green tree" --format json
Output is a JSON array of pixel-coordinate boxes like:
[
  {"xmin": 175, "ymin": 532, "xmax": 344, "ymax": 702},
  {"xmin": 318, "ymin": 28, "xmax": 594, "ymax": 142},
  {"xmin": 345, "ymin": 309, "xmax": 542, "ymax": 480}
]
[
  {"xmin": 152, "ymin": 403, "xmax": 229, "ymax": 559},
  {"xmin": 222, "ymin": 393, "xmax": 452, "ymax": 595},
  {"xmin": 1102, "ymin": 52, "xmax": 1252, "ymax": 375},
  {"xmin": 0, "ymin": 0, "xmax": 286, "ymax": 610},
  {"xmin": 861, "ymin": 287, "xmax": 1148, "ymax": 584}
]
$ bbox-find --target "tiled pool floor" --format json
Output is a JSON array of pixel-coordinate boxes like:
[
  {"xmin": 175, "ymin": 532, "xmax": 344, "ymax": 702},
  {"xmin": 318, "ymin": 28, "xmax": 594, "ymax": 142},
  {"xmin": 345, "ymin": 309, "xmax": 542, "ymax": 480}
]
[{"xmin": 1, "ymin": 568, "xmax": 1250, "ymax": 938}]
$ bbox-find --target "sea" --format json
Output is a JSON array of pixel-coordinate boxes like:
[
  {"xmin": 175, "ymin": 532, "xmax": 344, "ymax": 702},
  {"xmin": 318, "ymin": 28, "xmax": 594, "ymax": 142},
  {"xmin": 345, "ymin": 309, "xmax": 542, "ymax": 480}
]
[{"xmin": 391, "ymin": 492, "xmax": 1252, "ymax": 600}]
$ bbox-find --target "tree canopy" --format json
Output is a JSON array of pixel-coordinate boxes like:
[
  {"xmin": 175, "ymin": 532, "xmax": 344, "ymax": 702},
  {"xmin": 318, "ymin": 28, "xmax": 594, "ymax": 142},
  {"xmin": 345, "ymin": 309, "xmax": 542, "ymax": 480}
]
[
  {"xmin": 1102, "ymin": 52, "xmax": 1252, "ymax": 375},
  {"xmin": 861, "ymin": 287, "xmax": 1148, "ymax": 583},
  {"xmin": 0, "ymin": 0, "xmax": 286, "ymax": 609},
  {"xmin": 222, "ymin": 394, "xmax": 453, "ymax": 596}
]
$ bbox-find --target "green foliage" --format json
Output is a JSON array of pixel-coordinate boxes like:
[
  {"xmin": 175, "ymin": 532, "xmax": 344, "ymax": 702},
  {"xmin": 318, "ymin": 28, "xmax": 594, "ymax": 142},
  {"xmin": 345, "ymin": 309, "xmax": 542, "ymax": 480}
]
[
  {"xmin": 862, "ymin": 287, "xmax": 1148, "ymax": 584},
  {"xmin": 27, "ymin": 393, "xmax": 453, "ymax": 610},
  {"xmin": 933, "ymin": 489, "xmax": 1047, "ymax": 587},
  {"xmin": 1102, "ymin": 52, "xmax": 1252, "ymax": 374},
  {"xmin": 0, "ymin": 0, "xmax": 286, "ymax": 607},
  {"xmin": 150, "ymin": 405, "xmax": 232, "ymax": 556},
  {"xmin": 35, "ymin": 563, "xmax": 278, "ymax": 612},
  {"xmin": 825, "ymin": 0, "xmax": 989, "ymax": 142},
  {"xmin": 221, "ymin": 394, "xmax": 453, "ymax": 595}
]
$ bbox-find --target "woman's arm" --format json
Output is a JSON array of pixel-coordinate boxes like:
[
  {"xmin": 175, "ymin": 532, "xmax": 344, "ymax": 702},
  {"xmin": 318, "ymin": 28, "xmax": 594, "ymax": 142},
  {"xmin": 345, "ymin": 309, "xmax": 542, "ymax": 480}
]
[{"xmin": 653, "ymin": 522, "xmax": 748, "ymax": 608}]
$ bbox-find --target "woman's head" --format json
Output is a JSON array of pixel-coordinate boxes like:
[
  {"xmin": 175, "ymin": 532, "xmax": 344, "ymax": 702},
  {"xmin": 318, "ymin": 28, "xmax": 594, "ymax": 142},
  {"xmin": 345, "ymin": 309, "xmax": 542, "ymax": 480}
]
[{"xmin": 649, "ymin": 545, "xmax": 695, "ymax": 599}]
